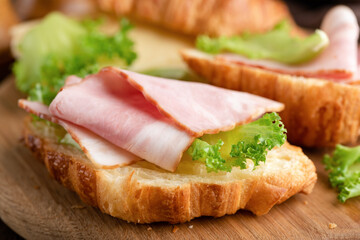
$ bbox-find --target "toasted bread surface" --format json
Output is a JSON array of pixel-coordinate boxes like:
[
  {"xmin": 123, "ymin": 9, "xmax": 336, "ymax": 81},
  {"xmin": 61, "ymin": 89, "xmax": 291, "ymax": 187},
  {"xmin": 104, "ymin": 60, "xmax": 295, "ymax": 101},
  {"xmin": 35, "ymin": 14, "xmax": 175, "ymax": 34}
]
[
  {"xmin": 182, "ymin": 50, "xmax": 360, "ymax": 147},
  {"xmin": 23, "ymin": 117, "xmax": 316, "ymax": 223},
  {"xmin": 98, "ymin": 0, "xmax": 297, "ymax": 36}
]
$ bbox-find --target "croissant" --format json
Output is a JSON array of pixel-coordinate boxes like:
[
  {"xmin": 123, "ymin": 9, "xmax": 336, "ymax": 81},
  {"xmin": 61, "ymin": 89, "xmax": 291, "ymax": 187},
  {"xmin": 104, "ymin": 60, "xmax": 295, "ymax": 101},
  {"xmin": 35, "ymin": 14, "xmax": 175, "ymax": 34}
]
[{"xmin": 98, "ymin": 0, "xmax": 297, "ymax": 36}]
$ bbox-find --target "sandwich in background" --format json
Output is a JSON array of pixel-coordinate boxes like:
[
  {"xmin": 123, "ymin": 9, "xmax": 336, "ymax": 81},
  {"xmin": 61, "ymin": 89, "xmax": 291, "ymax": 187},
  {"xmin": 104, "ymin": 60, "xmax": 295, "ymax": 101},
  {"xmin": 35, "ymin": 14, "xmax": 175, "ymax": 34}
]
[
  {"xmin": 97, "ymin": 0, "xmax": 302, "ymax": 36},
  {"xmin": 182, "ymin": 5, "xmax": 360, "ymax": 147}
]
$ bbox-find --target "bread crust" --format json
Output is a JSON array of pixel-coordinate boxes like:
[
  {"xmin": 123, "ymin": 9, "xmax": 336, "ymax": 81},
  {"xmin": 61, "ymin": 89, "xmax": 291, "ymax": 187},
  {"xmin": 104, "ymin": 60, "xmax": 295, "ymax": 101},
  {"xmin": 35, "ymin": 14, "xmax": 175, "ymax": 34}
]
[
  {"xmin": 98, "ymin": 0, "xmax": 296, "ymax": 36},
  {"xmin": 182, "ymin": 50, "xmax": 360, "ymax": 147},
  {"xmin": 23, "ymin": 117, "xmax": 316, "ymax": 223}
]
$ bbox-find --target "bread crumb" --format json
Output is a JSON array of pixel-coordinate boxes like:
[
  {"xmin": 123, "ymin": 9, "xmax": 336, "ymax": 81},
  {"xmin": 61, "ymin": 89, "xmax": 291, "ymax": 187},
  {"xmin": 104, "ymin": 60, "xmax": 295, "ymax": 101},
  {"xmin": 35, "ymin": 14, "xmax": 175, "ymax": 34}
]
[
  {"xmin": 172, "ymin": 226, "xmax": 179, "ymax": 233},
  {"xmin": 71, "ymin": 205, "xmax": 85, "ymax": 209},
  {"xmin": 188, "ymin": 225, "xmax": 193, "ymax": 229},
  {"xmin": 303, "ymin": 200, "xmax": 308, "ymax": 205},
  {"xmin": 147, "ymin": 227, "xmax": 152, "ymax": 231},
  {"xmin": 328, "ymin": 223, "xmax": 337, "ymax": 229}
]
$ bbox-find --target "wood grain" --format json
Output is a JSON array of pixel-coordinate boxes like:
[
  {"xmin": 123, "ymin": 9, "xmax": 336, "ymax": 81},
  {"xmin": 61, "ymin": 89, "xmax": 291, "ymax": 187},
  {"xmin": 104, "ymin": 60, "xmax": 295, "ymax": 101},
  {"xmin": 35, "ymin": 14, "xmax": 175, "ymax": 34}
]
[{"xmin": 0, "ymin": 77, "xmax": 359, "ymax": 239}]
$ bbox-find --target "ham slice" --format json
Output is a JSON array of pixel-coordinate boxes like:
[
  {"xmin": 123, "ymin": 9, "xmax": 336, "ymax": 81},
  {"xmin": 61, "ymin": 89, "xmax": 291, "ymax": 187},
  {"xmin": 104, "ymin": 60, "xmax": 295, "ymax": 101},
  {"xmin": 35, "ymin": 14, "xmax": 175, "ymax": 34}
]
[
  {"xmin": 218, "ymin": 5, "xmax": 359, "ymax": 82},
  {"xmin": 121, "ymin": 69, "xmax": 283, "ymax": 135},
  {"xmin": 65, "ymin": 75, "xmax": 82, "ymax": 86},
  {"xmin": 48, "ymin": 67, "xmax": 283, "ymax": 171},
  {"xmin": 19, "ymin": 99, "xmax": 140, "ymax": 169}
]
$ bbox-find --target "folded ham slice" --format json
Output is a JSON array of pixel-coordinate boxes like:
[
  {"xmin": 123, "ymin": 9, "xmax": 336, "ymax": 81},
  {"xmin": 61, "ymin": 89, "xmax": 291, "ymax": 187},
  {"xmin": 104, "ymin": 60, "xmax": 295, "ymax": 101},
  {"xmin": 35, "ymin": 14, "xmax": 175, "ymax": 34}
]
[
  {"xmin": 21, "ymin": 67, "xmax": 283, "ymax": 171},
  {"xmin": 120, "ymin": 69, "xmax": 283, "ymax": 135},
  {"xmin": 218, "ymin": 5, "xmax": 359, "ymax": 82},
  {"xmin": 19, "ymin": 100, "xmax": 140, "ymax": 168}
]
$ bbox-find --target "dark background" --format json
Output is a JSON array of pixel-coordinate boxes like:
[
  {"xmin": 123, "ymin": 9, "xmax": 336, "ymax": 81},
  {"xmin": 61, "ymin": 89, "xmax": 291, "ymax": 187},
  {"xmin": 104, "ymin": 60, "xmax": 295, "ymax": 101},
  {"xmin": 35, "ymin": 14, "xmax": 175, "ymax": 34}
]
[
  {"xmin": 1, "ymin": 0, "xmax": 359, "ymax": 239},
  {"xmin": 285, "ymin": 0, "xmax": 360, "ymax": 28}
]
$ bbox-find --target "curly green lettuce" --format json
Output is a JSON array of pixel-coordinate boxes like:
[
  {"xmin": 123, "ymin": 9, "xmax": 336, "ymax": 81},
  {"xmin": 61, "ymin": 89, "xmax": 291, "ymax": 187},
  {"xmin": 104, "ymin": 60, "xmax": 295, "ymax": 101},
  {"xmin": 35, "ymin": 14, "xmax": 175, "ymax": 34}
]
[
  {"xmin": 187, "ymin": 112, "xmax": 287, "ymax": 172},
  {"xmin": 323, "ymin": 145, "xmax": 360, "ymax": 202},
  {"xmin": 13, "ymin": 12, "xmax": 137, "ymax": 105},
  {"xmin": 196, "ymin": 21, "xmax": 329, "ymax": 65}
]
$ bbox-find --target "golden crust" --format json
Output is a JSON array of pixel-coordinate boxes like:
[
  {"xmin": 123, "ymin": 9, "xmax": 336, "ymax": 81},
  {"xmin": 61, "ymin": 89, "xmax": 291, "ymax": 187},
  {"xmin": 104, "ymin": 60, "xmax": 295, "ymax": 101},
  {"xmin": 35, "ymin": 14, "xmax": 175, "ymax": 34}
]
[
  {"xmin": 97, "ymin": 0, "xmax": 297, "ymax": 36},
  {"xmin": 182, "ymin": 50, "xmax": 360, "ymax": 147},
  {"xmin": 23, "ymin": 117, "xmax": 316, "ymax": 223}
]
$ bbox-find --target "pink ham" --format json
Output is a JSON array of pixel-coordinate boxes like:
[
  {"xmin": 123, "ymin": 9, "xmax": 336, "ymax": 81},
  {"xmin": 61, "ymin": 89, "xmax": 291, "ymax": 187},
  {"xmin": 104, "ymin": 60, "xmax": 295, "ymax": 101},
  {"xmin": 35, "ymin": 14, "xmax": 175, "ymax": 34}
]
[
  {"xmin": 218, "ymin": 5, "xmax": 359, "ymax": 82},
  {"xmin": 121, "ymin": 69, "xmax": 284, "ymax": 135},
  {"xmin": 65, "ymin": 75, "xmax": 82, "ymax": 86},
  {"xmin": 49, "ymin": 67, "xmax": 283, "ymax": 171},
  {"xmin": 19, "ymin": 99, "xmax": 140, "ymax": 168}
]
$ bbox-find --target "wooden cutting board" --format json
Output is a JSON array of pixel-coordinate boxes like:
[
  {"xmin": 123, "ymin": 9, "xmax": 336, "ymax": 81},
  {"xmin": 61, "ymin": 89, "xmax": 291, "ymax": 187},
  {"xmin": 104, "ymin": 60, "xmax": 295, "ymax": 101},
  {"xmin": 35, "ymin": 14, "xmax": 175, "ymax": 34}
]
[{"xmin": 1, "ymin": 22, "xmax": 360, "ymax": 239}]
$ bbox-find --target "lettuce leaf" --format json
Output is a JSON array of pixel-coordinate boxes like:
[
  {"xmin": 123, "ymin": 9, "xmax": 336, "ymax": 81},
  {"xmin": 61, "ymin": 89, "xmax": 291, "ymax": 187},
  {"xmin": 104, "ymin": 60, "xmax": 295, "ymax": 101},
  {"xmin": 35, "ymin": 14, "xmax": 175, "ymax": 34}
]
[
  {"xmin": 323, "ymin": 145, "xmax": 360, "ymax": 202},
  {"xmin": 187, "ymin": 112, "xmax": 287, "ymax": 172},
  {"xmin": 59, "ymin": 133, "xmax": 81, "ymax": 150},
  {"xmin": 187, "ymin": 139, "xmax": 230, "ymax": 172},
  {"xmin": 196, "ymin": 21, "xmax": 329, "ymax": 65},
  {"xmin": 14, "ymin": 13, "xmax": 137, "ymax": 105}
]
